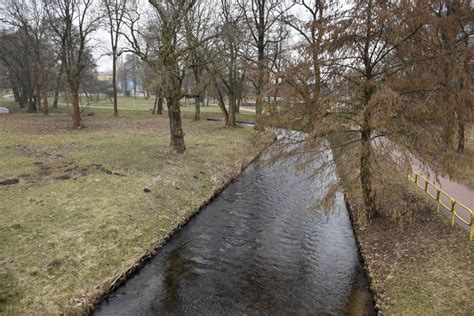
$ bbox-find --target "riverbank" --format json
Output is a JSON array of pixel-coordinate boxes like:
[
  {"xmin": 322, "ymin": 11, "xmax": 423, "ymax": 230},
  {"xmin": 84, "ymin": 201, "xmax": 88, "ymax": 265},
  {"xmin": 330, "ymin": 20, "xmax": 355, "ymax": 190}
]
[
  {"xmin": 0, "ymin": 111, "xmax": 272, "ymax": 315},
  {"xmin": 345, "ymin": 195, "xmax": 473, "ymax": 315},
  {"xmin": 330, "ymin": 138, "xmax": 474, "ymax": 314}
]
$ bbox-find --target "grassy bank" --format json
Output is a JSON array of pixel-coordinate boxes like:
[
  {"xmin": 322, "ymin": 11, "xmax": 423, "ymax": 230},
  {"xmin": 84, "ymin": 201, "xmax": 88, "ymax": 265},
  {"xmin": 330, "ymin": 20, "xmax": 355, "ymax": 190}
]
[
  {"xmin": 0, "ymin": 110, "xmax": 270, "ymax": 314},
  {"xmin": 329, "ymin": 136, "xmax": 474, "ymax": 315}
]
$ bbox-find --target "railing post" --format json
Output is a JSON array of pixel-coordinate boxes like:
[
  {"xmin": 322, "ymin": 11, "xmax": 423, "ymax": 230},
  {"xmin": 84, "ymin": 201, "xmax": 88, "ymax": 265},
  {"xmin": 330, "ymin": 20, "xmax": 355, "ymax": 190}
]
[
  {"xmin": 436, "ymin": 190, "xmax": 441, "ymax": 214},
  {"xmin": 424, "ymin": 181, "xmax": 429, "ymax": 202},
  {"xmin": 470, "ymin": 214, "xmax": 473, "ymax": 241},
  {"xmin": 451, "ymin": 200, "xmax": 457, "ymax": 227},
  {"xmin": 415, "ymin": 174, "xmax": 418, "ymax": 192}
]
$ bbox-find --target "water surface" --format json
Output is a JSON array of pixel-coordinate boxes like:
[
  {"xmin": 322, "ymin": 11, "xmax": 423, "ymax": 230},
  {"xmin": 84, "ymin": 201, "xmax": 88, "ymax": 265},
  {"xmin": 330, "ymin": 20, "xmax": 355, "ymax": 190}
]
[{"xmin": 94, "ymin": 155, "xmax": 374, "ymax": 315}]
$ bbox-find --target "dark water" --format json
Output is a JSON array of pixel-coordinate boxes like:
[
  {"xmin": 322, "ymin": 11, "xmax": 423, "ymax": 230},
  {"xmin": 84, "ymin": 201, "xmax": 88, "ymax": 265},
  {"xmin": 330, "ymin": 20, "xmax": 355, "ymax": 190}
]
[{"xmin": 94, "ymin": 155, "xmax": 374, "ymax": 315}]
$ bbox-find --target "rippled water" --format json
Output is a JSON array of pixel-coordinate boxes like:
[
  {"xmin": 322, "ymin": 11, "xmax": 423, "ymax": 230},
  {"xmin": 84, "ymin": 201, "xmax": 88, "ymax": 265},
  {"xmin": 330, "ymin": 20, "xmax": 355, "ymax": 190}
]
[{"xmin": 94, "ymin": 154, "xmax": 374, "ymax": 315}]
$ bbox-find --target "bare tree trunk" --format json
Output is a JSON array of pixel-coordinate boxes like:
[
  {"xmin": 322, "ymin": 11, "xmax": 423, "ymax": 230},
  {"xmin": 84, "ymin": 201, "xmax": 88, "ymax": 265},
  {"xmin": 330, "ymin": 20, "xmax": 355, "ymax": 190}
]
[
  {"xmin": 157, "ymin": 88, "xmax": 163, "ymax": 115},
  {"xmin": 216, "ymin": 85, "xmax": 229, "ymax": 126},
  {"xmin": 152, "ymin": 88, "xmax": 158, "ymax": 114},
  {"xmin": 42, "ymin": 89, "xmax": 48, "ymax": 115},
  {"xmin": 194, "ymin": 96, "xmax": 200, "ymax": 121},
  {"xmin": 70, "ymin": 87, "xmax": 82, "ymax": 128},
  {"xmin": 167, "ymin": 95, "xmax": 185, "ymax": 153},
  {"xmin": 228, "ymin": 92, "xmax": 237, "ymax": 127},
  {"xmin": 52, "ymin": 68, "xmax": 63, "ymax": 109},
  {"xmin": 457, "ymin": 112, "xmax": 465, "ymax": 153},
  {"xmin": 152, "ymin": 95, "xmax": 158, "ymax": 114},
  {"xmin": 12, "ymin": 85, "xmax": 22, "ymax": 108},
  {"xmin": 52, "ymin": 88, "xmax": 60, "ymax": 109},
  {"xmin": 112, "ymin": 50, "xmax": 119, "ymax": 116},
  {"xmin": 35, "ymin": 83, "xmax": 41, "ymax": 113},
  {"xmin": 255, "ymin": 91, "xmax": 263, "ymax": 130},
  {"xmin": 27, "ymin": 92, "xmax": 36, "ymax": 113},
  {"xmin": 254, "ymin": 8, "xmax": 265, "ymax": 131},
  {"xmin": 236, "ymin": 84, "xmax": 242, "ymax": 114},
  {"xmin": 360, "ymin": 127, "xmax": 377, "ymax": 220}
]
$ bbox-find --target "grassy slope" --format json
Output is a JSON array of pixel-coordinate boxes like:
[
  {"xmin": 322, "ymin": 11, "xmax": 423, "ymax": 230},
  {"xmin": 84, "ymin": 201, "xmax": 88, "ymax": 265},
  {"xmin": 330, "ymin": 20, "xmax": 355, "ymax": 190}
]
[
  {"xmin": 0, "ymin": 107, "xmax": 268, "ymax": 315},
  {"xmin": 328, "ymin": 135, "xmax": 473, "ymax": 315}
]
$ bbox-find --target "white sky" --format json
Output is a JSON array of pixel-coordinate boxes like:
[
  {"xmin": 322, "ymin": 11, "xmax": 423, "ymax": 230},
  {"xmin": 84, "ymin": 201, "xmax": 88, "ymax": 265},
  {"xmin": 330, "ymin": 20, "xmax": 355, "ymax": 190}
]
[{"xmin": 92, "ymin": 0, "xmax": 330, "ymax": 73}]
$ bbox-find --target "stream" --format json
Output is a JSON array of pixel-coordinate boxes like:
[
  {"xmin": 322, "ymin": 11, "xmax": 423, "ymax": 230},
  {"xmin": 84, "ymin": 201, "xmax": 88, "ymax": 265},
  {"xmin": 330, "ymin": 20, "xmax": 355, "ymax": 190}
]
[{"xmin": 94, "ymin": 143, "xmax": 374, "ymax": 315}]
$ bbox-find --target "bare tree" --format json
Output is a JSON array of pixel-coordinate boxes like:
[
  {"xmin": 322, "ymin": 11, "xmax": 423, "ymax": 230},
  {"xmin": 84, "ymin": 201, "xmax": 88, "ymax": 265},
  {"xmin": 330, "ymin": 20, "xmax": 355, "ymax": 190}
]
[
  {"xmin": 45, "ymin": 0, "xmax": 101, "ymax": 128},
  {"xmin": 1, "ymin": 0, "xmax": 56, "ymax": 113},
  {"xmin": 281, "ymin": 0, "xmax": 331, "ymax": 128},
  {"xmin": 124, "ymin": 0, "xmax": 218, "ymax": 152},
  {"xmin": 123, "ymin": 0, "xmax": 198, "ymax": 152},
  {"xmin": 0, "ymin": 30, "xmax": 35, "ymax": 110},
  {"xmin": 211, "ymin": 0, "xmax": 249, "ymax": 126},
  {"xmin": 103, "ymin": 0, "xmax": 129, "ymax": 116},
  {"xmin": 183, "ymin": 0, "xmax": 213, "ymax": 121},
  {"xmin": 239, "ymin": 0, "xmax": 287, "ymax": 130}
]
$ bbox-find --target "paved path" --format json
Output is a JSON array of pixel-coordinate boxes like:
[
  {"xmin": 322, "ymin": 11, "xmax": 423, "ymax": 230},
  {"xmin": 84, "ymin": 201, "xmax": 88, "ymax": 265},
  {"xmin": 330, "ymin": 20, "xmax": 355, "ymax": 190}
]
[
  {"xmin": 374, "ymin": 137, "xmax": 473, "ymax": 234},
  {"xmin": 413, "ymin": 171, "xmax": 473, "ymax": 233},
  {"xmin": 239, "ymin": 106, "xmax": 256, "ymax": 113}
]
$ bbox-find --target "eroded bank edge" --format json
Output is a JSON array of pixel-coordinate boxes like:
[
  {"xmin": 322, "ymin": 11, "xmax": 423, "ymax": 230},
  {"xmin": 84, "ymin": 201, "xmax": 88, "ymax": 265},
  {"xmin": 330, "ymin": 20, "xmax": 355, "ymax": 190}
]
[{"xmin": 344, "ymin": 195, "xmax": 382, "ymax": 316}]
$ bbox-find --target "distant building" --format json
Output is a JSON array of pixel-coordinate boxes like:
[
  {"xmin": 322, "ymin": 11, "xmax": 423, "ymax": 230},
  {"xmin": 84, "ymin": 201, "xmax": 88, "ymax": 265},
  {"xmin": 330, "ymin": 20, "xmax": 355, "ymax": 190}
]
[
  {"xmin": 96, "ymin": 72, "xmax": 144, "ymax": 97},
  {"xmin": 97, "ymin": 73, "xmax": 113, "ymax": 82}
]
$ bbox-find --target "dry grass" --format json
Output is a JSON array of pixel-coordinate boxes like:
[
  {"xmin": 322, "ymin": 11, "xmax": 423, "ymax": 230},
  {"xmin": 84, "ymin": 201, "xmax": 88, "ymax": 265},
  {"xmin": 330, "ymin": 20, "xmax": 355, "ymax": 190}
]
[
  {"xmin": 328, "ymin": 134, "xmax": 474, "ymax": 315},
  {"xmin": 0, "ymin": 111, "xmax": 270, "ymax": 315},
  {"xmin": 349, "ymin": 196, "xmax": 473, "ymax": 315},
  {"xmin": 1, "ymin": 95, "xmax": 256, "ymax": 123}
]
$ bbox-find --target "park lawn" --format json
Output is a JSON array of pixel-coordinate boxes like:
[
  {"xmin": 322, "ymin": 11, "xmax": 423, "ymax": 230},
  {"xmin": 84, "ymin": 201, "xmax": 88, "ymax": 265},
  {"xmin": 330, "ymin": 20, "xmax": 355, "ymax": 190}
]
[
  {"xmin": 0, "ymin": 95, "xmax": 256, "ymax": 122},
  {"xmin": 49, "ymin": 95, "xmax": 257, "ymax": 122},
  {"xmin": 0, "ymin": 111, "xmax": 270, "ymax": 315},
  {"xmin": 0, "ymin": 97, "xmax": 15, "ymax": 109},
  {"xmin": 328, "ymin": 134, "xmax": 474, "ymax": 315}
]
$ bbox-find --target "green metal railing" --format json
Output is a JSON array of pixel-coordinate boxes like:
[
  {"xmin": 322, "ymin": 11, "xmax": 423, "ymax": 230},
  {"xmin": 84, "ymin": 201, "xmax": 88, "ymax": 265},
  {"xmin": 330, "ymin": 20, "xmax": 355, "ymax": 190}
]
[{"xmin": 408, "ymin": 172, "xmax": 473, "ymax": 241}]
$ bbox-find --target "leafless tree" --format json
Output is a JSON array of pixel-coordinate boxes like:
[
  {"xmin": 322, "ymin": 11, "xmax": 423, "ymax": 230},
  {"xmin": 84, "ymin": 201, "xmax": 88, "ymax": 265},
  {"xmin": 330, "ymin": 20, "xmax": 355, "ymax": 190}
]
[
  {"xmin": 103, "ymin": 0, "xmax": 129, "ymax": 116},
  {"xmin": 45, "ymin": 0, "xmax": 101, "ymax": 128},
  {"xmin": 239, "ymin": 0, "xmax": 288, "ymax": 130},
  {"xmin": 183, "ymin": 0, "xmax": 214, "ymax": 121},
  {"xmin": 1, "ymin": 0, "xmax": 57, "ymax": 113}
]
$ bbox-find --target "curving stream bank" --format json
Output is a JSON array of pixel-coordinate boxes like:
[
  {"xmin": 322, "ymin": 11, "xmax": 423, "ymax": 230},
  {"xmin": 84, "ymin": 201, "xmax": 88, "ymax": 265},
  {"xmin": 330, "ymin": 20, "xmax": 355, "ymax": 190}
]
[{"xmin": 93, "ymin": 147, "xmax": 374, "ymax": 315}]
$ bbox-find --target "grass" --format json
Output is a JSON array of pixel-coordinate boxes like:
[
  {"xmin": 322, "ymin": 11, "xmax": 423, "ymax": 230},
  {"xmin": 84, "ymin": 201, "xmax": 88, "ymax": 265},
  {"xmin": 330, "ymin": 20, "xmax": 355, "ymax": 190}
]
[
  {"xmin": 0, "ymin": 94, "xmax": 257, "ymax": 123},
  {"xmin": 328, "ymin": 134, "xmax": 474, "ymax": 315},
  {"xmin": 55, "ymin": 95, "xmax": 256, "ymax": 122},
  {"xmin": 0, "ymin": 103, "xmax": 270, "ymax": 315}
]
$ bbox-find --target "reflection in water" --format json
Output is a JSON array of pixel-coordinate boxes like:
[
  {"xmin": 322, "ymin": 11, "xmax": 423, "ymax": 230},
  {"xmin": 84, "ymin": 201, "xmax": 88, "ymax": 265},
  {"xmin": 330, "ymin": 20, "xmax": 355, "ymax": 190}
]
[{"xmin": 94, "ymin": 156, "xmax": 374, "ymax": 315}]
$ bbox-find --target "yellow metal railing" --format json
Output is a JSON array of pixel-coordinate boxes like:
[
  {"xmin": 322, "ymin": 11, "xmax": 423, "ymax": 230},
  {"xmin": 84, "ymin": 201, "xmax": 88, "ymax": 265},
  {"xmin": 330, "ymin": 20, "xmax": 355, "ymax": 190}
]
[{"xmin": 408, "ymin": 172, "xmax": 473, "ymax": 241}]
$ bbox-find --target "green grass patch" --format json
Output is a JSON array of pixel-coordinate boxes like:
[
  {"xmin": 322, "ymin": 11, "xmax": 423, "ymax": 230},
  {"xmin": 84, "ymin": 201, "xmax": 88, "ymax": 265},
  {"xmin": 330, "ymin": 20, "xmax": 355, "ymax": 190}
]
[
  {"xmin": 0, "ymin": 110, "xmax": 269, "ymax": 314},
  {"xmin": 48, "ymin": 95, "xmax": 256, "ymax": 122}
]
